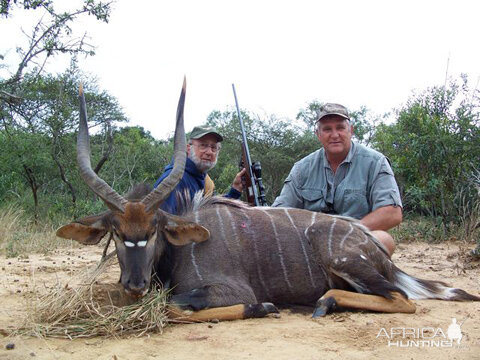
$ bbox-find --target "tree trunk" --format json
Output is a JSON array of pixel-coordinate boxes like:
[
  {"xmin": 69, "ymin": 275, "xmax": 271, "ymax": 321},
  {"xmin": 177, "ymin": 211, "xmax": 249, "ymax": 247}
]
[
  {"xmin": 52, "ymin": 152, "xmax": 77, "ymax": 206},
  {"xmin": 22, "ymin": 165, "xmax": 39, "ymax": 223}
]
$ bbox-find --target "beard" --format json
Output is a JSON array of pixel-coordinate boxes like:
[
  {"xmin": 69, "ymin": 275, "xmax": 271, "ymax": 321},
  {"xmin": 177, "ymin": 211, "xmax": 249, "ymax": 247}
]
[{"xmin": 188, "ymin": 150, "xmax": 217, "ymax": 173}]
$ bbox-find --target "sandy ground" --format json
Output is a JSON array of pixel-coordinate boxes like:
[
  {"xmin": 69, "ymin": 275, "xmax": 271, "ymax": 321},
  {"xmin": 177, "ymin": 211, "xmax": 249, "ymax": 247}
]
[{"xmin": 0, "ymin": 241, "xmax": 479, "ymax": 360}]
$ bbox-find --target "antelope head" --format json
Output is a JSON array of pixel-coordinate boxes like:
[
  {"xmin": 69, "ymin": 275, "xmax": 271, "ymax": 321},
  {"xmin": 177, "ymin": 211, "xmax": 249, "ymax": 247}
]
[{"xmin": 56, "ymin": 79, "xmax": 209, "ymax": 297}]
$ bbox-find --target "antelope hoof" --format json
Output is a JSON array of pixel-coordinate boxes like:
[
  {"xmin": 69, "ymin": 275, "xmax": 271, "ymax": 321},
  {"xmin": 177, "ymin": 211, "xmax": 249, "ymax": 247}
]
[
  {"xmin": 312, "ymin": 296, "xmax": 337, "ymax": 318},
  {"xmin": 264, "ymin": 302, "xmax": 281, "ymax": 318},
  {"xmin": 244, "ymin": 302, "xmax": 279, "ymax": 318}
]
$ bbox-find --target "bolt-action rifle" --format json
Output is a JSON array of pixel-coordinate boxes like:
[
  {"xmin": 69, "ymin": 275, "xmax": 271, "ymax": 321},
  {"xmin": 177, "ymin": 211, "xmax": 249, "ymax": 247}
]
[{"xmin": 232, "ymin": 84, "xmax": 268, "ymax": 206}]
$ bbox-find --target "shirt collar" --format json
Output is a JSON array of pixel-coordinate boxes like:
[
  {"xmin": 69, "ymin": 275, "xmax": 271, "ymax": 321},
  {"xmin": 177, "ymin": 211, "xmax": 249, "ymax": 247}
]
[{"xmin": 344, "ymin": 141, "xmax": 356, "ymax": 163}]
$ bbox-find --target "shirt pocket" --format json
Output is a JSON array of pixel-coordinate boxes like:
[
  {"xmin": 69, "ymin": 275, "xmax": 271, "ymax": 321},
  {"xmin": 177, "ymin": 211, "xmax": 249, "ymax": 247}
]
[
  {"xmin": 342, "ymin": 188, "xmax": 369, "ymax": 219},
  {"xmin": 298, "ymin": 189, "xmax": 328, "ymax": 212}
]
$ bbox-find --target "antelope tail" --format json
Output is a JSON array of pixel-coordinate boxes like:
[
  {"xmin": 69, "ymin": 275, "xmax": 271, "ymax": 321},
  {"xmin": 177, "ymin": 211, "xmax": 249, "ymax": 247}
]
[{"xmin": 393, "ymin": 269, "xmax": 480, "ymax": 301}]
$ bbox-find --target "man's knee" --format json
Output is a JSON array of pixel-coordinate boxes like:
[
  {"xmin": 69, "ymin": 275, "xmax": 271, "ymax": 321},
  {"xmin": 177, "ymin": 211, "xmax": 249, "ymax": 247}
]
[{"xmin": 371, "ymin": 230, "xmax": 395, "ymax": 257}]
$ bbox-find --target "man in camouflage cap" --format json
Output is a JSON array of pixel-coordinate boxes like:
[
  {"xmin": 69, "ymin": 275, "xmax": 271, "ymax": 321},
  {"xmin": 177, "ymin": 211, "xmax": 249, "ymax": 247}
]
[
  {"xmin": 154, "ymin": 125, "xmax": 245, "ymax": 215},
  {"xmin": 272, "ymin": 103, "xmax": 403, "ymax": 256}
]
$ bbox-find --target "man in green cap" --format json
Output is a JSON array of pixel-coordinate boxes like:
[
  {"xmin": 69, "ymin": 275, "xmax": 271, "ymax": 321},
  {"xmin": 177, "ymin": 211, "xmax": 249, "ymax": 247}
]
[
  {"xmin": 272, "ymin": 103, "xmax": 403, "ymax": 257},
  {"xmin": 154, "ymin": 125, "xmax": 245, "ymax": 215}
]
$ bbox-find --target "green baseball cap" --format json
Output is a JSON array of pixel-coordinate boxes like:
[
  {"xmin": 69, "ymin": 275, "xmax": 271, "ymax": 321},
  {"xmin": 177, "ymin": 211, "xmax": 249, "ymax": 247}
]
[
  {"xmin": 315, "ymin": 103, "xmax": 350, "ymax": 124},
  {"xmin": 189, "ymin": 126, "xmax": 223, "ymax": 142}
]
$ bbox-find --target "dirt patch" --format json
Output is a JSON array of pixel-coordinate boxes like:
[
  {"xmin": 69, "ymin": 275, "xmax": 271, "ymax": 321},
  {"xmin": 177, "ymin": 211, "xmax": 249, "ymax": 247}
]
[{"xmin": 0, "ymin": 242, "xmax": 479, "ymax": 360}]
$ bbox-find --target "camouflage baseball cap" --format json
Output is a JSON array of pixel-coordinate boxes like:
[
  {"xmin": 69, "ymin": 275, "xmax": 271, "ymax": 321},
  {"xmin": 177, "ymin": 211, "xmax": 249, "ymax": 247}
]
[
  {"xmin": 315, "ymin": 103, "xmax": 350, "ymax": 123},
  {"xmin": 189, "ymin": 126, "xmax": 223, "ymax": 142}
]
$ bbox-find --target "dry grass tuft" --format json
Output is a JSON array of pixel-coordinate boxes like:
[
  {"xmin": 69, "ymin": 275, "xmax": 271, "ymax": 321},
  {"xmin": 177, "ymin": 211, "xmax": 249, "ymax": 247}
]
[
  {"xmin": 17, "ymin": 253, "xmax": 170, "ymax": 339},
  {"xmin": 0, "ymin": 206, "xmax": 70, "ymax": 257}
]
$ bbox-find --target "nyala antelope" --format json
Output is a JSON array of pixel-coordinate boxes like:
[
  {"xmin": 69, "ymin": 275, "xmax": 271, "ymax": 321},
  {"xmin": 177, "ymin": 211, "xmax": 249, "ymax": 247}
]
[{"xmin": 57, "ymin": 79, "xmax": 480, "ymax": 321}]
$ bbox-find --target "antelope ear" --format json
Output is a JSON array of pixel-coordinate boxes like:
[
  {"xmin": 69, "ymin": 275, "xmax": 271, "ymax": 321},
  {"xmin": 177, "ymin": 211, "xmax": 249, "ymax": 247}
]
[
  {"xmin": 163, "ymin": 222, "xmax": 210, "ymax": 246},
  {"xmin": 56, "ymin": 215, "xmax": 108, "ymax": 245}
]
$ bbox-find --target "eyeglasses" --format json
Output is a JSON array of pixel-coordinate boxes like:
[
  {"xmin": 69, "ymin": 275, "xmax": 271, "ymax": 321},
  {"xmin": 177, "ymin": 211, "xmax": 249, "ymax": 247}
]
[{"xmin": 191, "ymin": 143, "xmax": 221, "ymax": 153}]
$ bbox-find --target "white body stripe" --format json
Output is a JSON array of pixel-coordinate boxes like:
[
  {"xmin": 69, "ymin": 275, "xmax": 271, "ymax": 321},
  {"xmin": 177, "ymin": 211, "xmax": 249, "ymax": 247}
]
[
  {"xmin": 224, "ymin": 206, "xmax": 242, "ymax": 254},
  {"xmin": 261, "ymin": 209, "xmax": 293, "ymax": 292},
  {"xmin": 283, "ymin": 209, "xmax": 316, "ymax": 288},
  {"xmin": 215, "ymin": 207, "xmax": 227, "ymax": 241},
  {"xmin": 339, "ymin": 223, "xmax": 354, "ymax": 250},
  {"xmin": 190, "ymin": 243, "xmax": 203, "ymax": 281},
  {"xmin": 239, "ymin": 208, "xmax": 272, "ymax": 299},
  {"xmin": 327, "ymin": 218, "xmax": 337, "ymax": 257}
]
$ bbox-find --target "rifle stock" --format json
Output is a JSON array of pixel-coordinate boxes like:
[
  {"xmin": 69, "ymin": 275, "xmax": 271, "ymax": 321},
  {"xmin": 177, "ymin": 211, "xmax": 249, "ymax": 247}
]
[{"xmin": 240, "ymin": 145, "xmax": 256, "ymax": 205}]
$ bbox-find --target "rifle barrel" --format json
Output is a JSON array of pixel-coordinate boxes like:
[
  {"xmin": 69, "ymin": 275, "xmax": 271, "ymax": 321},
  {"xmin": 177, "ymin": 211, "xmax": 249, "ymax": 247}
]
[{"xmin": 232, "ymin": 84, "xmax": 260, "ymax": 206}]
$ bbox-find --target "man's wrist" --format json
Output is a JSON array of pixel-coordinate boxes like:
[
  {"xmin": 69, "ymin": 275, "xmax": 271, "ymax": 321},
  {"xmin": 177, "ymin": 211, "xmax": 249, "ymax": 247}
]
[{"xmin": 226, "ymin": 187, "xmax": 242, "ymax": 199}]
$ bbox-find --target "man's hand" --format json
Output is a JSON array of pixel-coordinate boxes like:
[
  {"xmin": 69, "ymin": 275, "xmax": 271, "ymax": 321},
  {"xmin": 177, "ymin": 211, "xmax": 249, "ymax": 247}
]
[{"xmin": 232, "ymin": 168, "xmax": 247, "ymax": 192}]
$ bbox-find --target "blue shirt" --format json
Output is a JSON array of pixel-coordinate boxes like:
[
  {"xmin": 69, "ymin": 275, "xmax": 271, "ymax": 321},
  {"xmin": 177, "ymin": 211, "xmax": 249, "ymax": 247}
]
[{"xmin": 154, "ymin": 157, "xmax": 241, "ymax": 215}]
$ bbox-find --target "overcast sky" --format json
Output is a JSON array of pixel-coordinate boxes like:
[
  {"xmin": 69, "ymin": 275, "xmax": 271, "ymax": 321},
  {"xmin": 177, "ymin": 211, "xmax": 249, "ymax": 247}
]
[{"xmin": 1, "ymin": 0, "xmax": 480, "ymax": 139}]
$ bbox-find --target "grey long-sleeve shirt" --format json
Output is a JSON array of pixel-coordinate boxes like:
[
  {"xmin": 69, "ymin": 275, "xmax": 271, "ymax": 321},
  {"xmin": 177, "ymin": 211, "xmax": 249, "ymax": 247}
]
[{"xmin": 272, "ymin": 142, "xmax": 402, "ymax": 219}]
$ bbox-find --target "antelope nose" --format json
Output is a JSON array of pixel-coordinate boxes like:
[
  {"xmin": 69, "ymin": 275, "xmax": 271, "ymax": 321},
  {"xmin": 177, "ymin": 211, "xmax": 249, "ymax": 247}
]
[{"xmin": 127, "ymin": 279, "xmax": 147, "ymax": 295}]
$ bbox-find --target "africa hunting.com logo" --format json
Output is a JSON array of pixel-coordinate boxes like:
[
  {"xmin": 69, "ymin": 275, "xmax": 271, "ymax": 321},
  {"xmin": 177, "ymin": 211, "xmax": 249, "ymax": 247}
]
[{"xmin": 376, "ymin": 318, "xmax": 466, "ymax": 348}]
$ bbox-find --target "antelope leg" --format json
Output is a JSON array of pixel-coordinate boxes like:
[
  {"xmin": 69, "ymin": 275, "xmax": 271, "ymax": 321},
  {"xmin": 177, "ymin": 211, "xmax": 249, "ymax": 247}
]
[
  {"xmin": 312, "ymin": 289, "xmax": 416, "ymax": 317},
  {"xmin": 168, "ymin": 302, "xmax": 279, "ymax": 323},
  {"xmin": 169, "ymin": 286, "xmax": 279, "ymax": 322}
]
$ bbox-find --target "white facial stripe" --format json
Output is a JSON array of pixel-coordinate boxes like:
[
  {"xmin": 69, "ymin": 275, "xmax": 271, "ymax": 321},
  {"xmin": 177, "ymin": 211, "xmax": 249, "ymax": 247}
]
[{"xmin": 114, "ymin": 229, "xmax": 157, "ymax": 248}]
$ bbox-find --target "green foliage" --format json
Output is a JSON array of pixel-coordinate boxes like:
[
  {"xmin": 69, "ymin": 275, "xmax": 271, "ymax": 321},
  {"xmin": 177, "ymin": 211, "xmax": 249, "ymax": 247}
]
[
  {"xmin": 1, "ymin": 74, "xmax": 478, "ymax": 246},
  {"xmin": 0, "ymin": 0, "xmax": 117, "ymax": 221},
  {"xmin": 0, "ymin": 61, "xmax": 128, "ymax": 218},
  {"xmin": 296, "ymin": 99, "xmax": 322, "ymax": 129},
  {"xmin": 372, "ymin": 75, "xmax": 480, "ymax": 231},
  {"xmin": 99, "ymin": 126, "xmax": 173, "ymax": 193},
  {"xmin": 390, "ymin": 215, "xmax": 450, "ymax": 244},
  {"xmin": 1, "ymin": 1, "xmax": 53, "ymax": 17}
]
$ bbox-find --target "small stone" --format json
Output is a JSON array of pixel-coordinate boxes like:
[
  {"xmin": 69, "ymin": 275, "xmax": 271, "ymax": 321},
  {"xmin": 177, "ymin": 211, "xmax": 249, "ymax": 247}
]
[{"xmin": 6, "ymin": 343, "xmax": 15, "ymax": 350}]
